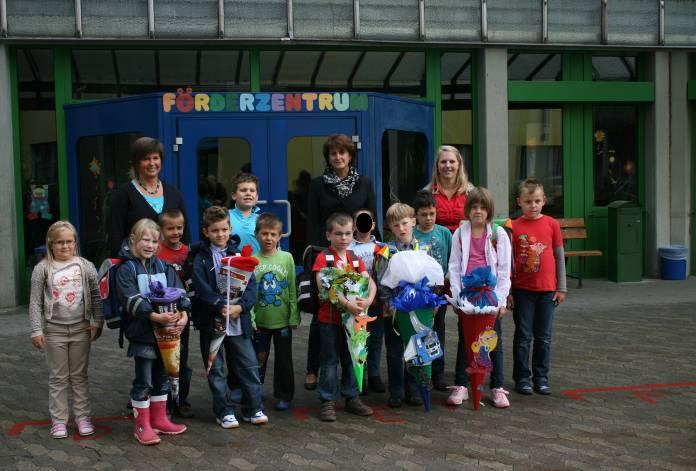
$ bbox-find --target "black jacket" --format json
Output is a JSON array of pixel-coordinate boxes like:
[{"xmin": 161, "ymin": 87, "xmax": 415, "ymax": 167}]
[
  {"xmin": 115, "ymin": 252, "xmax": 191, "ymax": 345},
  {"xmin": 306, "ymin": 174, "xmax": 377, "ymax": 246},
  {"xmin": 106, "ymin": 181, "xmax": 190, "ymax": 258},
  {"xmin": 191, "ymin": 236, "xmax": 258, "ymax": 338}
]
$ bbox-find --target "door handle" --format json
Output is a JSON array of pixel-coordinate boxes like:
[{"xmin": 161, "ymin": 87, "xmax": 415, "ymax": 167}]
[
  {"xmin": 257, "ymin": 199, "xmax": 292, "ymax": 238},
  {"xmin": 273, "ymin": 199, "xmax": 292, "ymax": 238}
]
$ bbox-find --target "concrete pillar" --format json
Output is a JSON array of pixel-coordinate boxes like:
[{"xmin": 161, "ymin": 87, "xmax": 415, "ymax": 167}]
[
  {"xmin": 644, "ymin": 51, "xmax": 671, "ymax": 276},
  {"xmin": 668, "ymin": 51, "xmax": 692, "ymax": 274},
  {"xmin": 0, "ymin": 45, "xmax": 20, "ymax": 308},
  {"xmin": 476, "ymin": 47, "xmax": 509, "ymax": 217}
]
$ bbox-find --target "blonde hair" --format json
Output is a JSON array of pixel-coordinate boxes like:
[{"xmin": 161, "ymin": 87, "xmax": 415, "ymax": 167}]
[
  {"xmin": 430, "ymin": 145, "xmax": 470, "ymax": 195},
  {"xmin": 45, "ymin": 221, "xmax": 80, "ymax": 265},
  {"xmin": 128, "ymin": 218, "xmax": 161, "ymax": 258},
  {"xmin": 385, "ymin": 203, "xmax": 415, "ymax": 227}
]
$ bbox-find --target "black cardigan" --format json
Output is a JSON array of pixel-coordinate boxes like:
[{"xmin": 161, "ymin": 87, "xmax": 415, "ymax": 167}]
[
  {"xmin": 106, "ymin": 181, "xmax": 191, "ymax": 257},
  {"xmin": 306, "ymin": 174, "xmax": 377, "ymax": 246}
]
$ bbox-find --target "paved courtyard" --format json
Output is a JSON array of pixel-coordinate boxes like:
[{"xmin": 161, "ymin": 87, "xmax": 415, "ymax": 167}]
[{"xmin": 2, "ymin": 278, "xmax": 696, "ymax": 470}]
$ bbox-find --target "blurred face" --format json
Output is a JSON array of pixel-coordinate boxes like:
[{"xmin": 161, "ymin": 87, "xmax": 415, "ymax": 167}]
[
  {"xmin": 132, "ymin": 230, "xmax": 159, "ymax": 260},
  {"xmin": 137, "ymin": 152, "xmax": 161, "ymax": 180},
  {"xmin": 354, "ymin": 211, "xmax": 375, "ymax": 235},
  {"xmin": 257, "ymin": 226, "xmax": 281, "ymax": 253},
  {"xmin": 437, "ymin": 151, "xmax": 459, "ymax": 182},
  {"xmin": 232, "ymin": 182, "xmax": 258, "ymax": 212},
  {"xmin": 517, "ymin": 188, "xmax": 546, "ymax": 220},
  {"xmin": 389, "ymin": 217, "xmax": 416, "ymax": 244},
  {"xmin": 326, "ymin": 222, "xmax": 354, "ymax": 251},
  {"xmin": 51, "ymin": 229, "xmax": 77, "ymax": 262},
  {"xmin": 160, "ymin": 215, "xmax": 184, "ymax": 248},
  {"xmin": 203, "ymin": 219, "xmax": 231, "ymax": 249},
  {"xmin": 415, "ymin": 206, "xmax": 437, "ymax": 232},
  {"xmin": 328, "ymin": 148, "xmax": 352, "ymax": 175},
  {"xmin": 467, "ymin": 202, "xmax": 489, "ymax": 227}
]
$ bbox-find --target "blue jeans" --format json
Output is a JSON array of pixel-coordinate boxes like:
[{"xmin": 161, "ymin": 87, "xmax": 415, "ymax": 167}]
[
  {"xmin": 318, "ymin": 323, "xmax": 358, "ymax": 402},
  {"xmin": 512, "ymin": 289, "xmax": 555, "ymax": 386},
  {"xmin": 131, "ymin": 356, "xmax": 169, "ymax": 401},
  {"xmin": 366, "ymin": 311, "xmax": 384, "ymax": 379},
  {"xmin": 384, "ymin": 316, "xmax": 418, "ymax": 399},
  {"xmin": 453, "ymin": 316, "xmax": 504, "ymax": 389},
  {"xmin": 200, "ymin": 330, "xmax": 263, "ymax": 418},
  {"xmin": 306, "ymin": 314, "xmax": 321, "ymax": 375}
]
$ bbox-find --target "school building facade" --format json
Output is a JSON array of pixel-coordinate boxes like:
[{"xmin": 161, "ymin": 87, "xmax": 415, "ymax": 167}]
[{"xmin": 0, "ymin": 1, "xmax": 694, "ymax": 308}]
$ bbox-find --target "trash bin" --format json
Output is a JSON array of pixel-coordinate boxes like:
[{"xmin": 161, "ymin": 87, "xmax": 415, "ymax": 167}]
[
  {"xmin": 658, "ymin": 245, "xmax": 688, "ymax": 280},
  {"xmin": 608, "ymin": 201, "xmax": 642, "ymax": 282}
]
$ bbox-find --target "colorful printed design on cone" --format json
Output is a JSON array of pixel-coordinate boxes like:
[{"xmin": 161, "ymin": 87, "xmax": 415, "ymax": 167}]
[
  {"xmin": 319, "ymin": 267, "xmax": 372, "ymax": 392},
  {"xmin": 206, "ymin": 245, "xmax": 259, "ymax": 376},
  {"xmin": 148, "ymin": 281, "xmax": 184, "ymax": 403},
  {"xmin": 459, "ymin": 313, "xmax": 498, "ymax": 411}
]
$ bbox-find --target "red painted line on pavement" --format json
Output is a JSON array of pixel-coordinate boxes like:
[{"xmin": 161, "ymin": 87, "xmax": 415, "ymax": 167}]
[
  {"xmin": 7, "ymin": 415, "xmax": 131, "ymax": 439},
  {"xmin": 561, "ymin": 381, "xmax": 696, "ymax": 401}
]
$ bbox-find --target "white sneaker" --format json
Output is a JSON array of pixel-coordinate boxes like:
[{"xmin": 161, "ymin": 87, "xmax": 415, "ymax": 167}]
[
  {"xmin": 491, "ymin": 388, "xmax": 510, "ymax": 408},
  {"xmin": 216, "ymin": 414, "xmax": 240, "ymax": 429},
  {"xmin": 446, "ymin": 386, "xmax": 469, "ymax": 405},
  {"xmin": 242, "ymin": 410, "xmax": 268, "ymax": 425}
]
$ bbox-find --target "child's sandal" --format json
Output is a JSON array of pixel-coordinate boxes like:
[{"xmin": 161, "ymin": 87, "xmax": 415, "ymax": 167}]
[{"xmin": 76, "ymin": 417, "xmax": 96, "ymax": 436}]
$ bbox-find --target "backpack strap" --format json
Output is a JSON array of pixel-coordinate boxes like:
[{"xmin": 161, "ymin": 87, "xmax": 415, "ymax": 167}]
[{"xmin": 346, "ymin": 249, "xmax": 360, "ymax": 270}]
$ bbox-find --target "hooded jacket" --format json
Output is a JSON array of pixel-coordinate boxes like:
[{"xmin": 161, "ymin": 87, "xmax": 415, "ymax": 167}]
[
  {"xmin": 191, "ymin": 235, "xmax": 257, "ymax": 338},
  {"xmin": 115, "ymin": 251, "xmax": 190, "ymax": 345}
]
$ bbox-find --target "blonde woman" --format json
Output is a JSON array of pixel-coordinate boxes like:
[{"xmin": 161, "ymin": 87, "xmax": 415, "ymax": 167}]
[
  {"xmin": 425, "ymin": 145, "xmax": 473, "ymax": 232},
  {"xmin": 29, "ymin": 221, "xmax": 103, "ymax": 439}
]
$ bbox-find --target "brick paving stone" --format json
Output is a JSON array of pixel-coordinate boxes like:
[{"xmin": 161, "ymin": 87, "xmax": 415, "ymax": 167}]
[{"xmin": 2, "ymin": 279, "xmax": 696, "ymax": 469}]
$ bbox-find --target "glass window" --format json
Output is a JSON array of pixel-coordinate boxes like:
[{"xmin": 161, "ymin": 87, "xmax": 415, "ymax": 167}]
[
  {"xmin": 508, "ymin": 53, "xmax": 562, "ymax": 81},
  {"xmin": 381, "ymin": 130, "xmax": 429, "ymax": 215},
  {"xmin": 77, "ymin": 133, "xmax": 144, "ymax": 263},
  {"xmin": 294, "ymin": 0, "xmax": 353, "ymax": 39},
  {"xmin": 286, "ymin": 137, "xmax": 327, "ymax": 262},
  {"xmin": 425, "ymin": 0, "xmax": 480, "ymax": 41},
  {"xmin": 82, "ymin": 0, "xmax": 149, "ymax": 38},
  {"xmin": 592, "ymin": 56, "xmax": 637, "ymax": 81},
  {"xmin": 6, "ymin": 0, "xmax": 74, "ymax": 36},
  {"xmin": 488, "ymin": 0, "xmax": 542, "ymax": 43},
  {"xmin": 72, "ymin": 49, "xmax": 250, "ymax": 99},
  {"xmin": 198, "ymin": 136, "xmax": 251, "ymax": 208},
  {"xmin": 260, "ymin": 50, "xmax": 425, "ymax": 96},
  {"xmin": 508, "ymin": 108, "xmax": 563, "ymax": 218},
  {"xmin": 592, "ymin": 106, "xmax": 638, "ymax": 206},
  {"xmin": 154, "ymin": 0, "xmax": 218, "ymax": 38},
  {"xmin": 441, "ymin": 52, "xmax": 473, "ymax": 179},
  {"xmin": 17, "ymin": 49, "xmax": 59, "ymax": 273},
  {"xmin": 360, "ymin": 0, "xmax": 419, "ymax": 40}
]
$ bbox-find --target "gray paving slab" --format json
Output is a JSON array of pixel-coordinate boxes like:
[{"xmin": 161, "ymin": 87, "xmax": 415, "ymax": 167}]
[{"xmin": 2, "ymin": 278, "xmax": 696, "ymax": 470}]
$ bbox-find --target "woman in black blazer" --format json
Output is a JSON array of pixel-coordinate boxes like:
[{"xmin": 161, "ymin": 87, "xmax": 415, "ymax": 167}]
[{"xmin": 106, "ymin": 137, "xmax": 190, "ymax": 257}]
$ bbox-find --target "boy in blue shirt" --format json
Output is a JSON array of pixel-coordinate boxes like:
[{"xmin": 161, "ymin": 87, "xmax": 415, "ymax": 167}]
[
  {"xmin": 228, "ymin": 173, "xmax": 261, "ymax": 254},
  {"xmin": 412, "ymin": 190, "xmax": 452, "ymax": 391}
]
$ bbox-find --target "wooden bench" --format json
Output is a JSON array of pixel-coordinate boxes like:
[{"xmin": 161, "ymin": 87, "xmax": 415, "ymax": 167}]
[{"xmin": 558, "ymin": 218, "xmax": 603, "ymax": 288}]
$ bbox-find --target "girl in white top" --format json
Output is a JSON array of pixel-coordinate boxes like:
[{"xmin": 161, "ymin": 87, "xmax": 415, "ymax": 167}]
[
  {"xmin": 29, "ymin": 221, "xmax": 103, "ymax": 439},
  {"xmin": 447, "ymin": 187, "xmax": 512, "ymax": 409}
]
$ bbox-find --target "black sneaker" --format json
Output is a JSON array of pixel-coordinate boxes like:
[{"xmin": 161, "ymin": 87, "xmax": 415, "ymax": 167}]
[
  {"xmin": 432, "ymin": 375, "xmax": 448, "ymax": 392},
  {"xmin": 534, "ymin": 383, "xmax": 552, "ymax": 395},
  {"xmin": 174, "ymin": 402, "xmax": 194, "ymax": 418},
  {"xmin": 345, "ymin": 397, "xmax": 373, "ymax": 416},
  {"xmin": 515, "ymin": 382, "xmax": 533, "ymax": 395},
  {"xmin": 368, "ymin": 376, "xmax": 386, "ymax": 394},
  {"xmin": 405, "ymin": 393, "xmax": 423, "ymax": 407}
]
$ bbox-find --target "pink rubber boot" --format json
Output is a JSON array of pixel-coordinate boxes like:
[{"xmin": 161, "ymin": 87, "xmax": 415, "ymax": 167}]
[
  {"xmin": 149, "ymin": 395, "xmax": 187, "ymax": 435},
  {"xmin": 132, "ymin": 399, "xmax": 161, "ymax": 445}
]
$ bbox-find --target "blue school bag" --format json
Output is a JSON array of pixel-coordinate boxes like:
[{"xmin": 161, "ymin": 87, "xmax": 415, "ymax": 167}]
[{"xmin": 98, "ymin": 257, "xmax": 132, "ymax": 330}]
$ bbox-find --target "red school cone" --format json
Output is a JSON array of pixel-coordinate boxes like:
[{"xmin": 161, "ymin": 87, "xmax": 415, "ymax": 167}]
[{"xmin": 458, "ymin": 311, "xmax": 498, "ymax": 411}]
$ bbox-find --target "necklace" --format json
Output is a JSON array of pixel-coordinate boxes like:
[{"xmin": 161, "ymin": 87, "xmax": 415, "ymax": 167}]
[{"xmin": 137, "ymin": 179, "xmax": 161, "ymax": 195}]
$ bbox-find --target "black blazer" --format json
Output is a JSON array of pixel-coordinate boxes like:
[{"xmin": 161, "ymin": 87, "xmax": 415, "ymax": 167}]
[
  {"xmin": 306, "ymin": 174, "xmax": 377, "ymax": 246},
  {"xmin": 106, "ymin": 181, "xmax": 191, "ymax": 258}
]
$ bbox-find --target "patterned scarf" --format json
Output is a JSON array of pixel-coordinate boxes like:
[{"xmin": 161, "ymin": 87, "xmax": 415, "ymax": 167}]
[{"xmin": 322, "ymin": 166, "xmax": 360, "ymax": 199}]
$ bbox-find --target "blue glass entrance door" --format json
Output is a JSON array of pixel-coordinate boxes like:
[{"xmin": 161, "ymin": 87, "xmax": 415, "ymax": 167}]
[
  {"xmin": 268, "ymin": 116, "xmax": 357, "ymax": 259},
  {"xmin": 177, "ymin": 116, "xmax": 270, "ymax": 241},
  {"xmin": 178, "ymin": 114, "xmax": 357, "ymax": 258}
]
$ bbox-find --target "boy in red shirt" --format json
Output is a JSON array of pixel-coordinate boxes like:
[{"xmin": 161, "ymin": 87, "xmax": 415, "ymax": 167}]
[
  {"xmin": 157, "ymin": 209, "xmax": 193, "ymax": 417},
  {"xmin": 510, "ymin": 178, "xmax": 567, "ymax": 396},
  {"xmin": 313, "ymin": 212, "xmax": 377, "ymax": 422}
]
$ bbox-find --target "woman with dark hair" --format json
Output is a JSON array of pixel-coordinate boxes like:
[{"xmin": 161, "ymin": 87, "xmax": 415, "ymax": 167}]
[
  {"xmin": 303, "ymin": 134, "xmax": 378, "ymax": 390},
  {"xmin": 106, "ymin": 137, "xmax": 190, "ymax": 257}
]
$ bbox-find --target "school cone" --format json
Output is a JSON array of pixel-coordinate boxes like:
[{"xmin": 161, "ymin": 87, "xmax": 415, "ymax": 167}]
[{"xmin": 458, "ymin": 311, "xmax": 498, "ymax": 411}]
